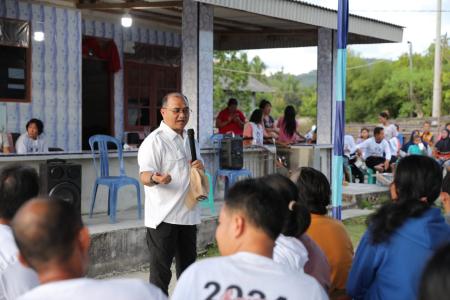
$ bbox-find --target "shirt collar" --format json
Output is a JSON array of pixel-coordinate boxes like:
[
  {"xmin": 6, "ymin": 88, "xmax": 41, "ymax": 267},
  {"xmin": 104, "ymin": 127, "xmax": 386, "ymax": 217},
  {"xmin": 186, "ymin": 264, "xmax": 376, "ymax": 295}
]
[{"xmin": 159, "ymin": 121, "xmax": 186, "ymax": 140}]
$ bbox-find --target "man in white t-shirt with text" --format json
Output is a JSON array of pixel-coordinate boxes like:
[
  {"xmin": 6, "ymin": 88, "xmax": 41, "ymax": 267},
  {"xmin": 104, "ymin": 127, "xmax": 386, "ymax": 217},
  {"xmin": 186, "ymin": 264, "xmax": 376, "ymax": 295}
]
[
  {"xmin": 0, "ymin": 165, "xmax": 39, "ymax": 300},
  {"xmin": 172, "ymin": 179, "xmax": 328, "ymax": 300},
  {"xmin": 356, "ymin": 127, "xmax": 392, "ymax": 172},
  {"xmin": 138, "ymin": 92, "xmax": 203, "ymax": 295},
  {"xmin": 13, "ymin": 198, "xmax": 166, "ymax": 300}
]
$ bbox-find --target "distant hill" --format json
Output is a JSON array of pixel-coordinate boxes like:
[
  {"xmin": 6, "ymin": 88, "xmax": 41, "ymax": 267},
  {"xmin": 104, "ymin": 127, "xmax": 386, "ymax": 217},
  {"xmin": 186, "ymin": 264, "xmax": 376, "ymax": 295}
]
[{"xmin": 296, "ymin": 70, "xmax": 316, "ymax": 88}]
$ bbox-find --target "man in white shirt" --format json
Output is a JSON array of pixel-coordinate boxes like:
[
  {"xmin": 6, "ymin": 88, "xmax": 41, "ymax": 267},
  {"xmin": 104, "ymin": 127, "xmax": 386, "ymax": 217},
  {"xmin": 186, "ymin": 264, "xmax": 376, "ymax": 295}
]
[
  {"xmin": 172, "ymin": 179, "xmax": 328, "ymax": 300},
  {"xmin": 0, "ymin": 165, "xmax": 39, "ymax": 300},
  {"xmin": 12, "ymin": 198, "xmax": 166, "ymax": 300},
  {"xmin": 378, "ymin": 111, "xmax": 397, "ymax": 141},
  {"xmin": 356, "ymin": 127, "xmax": 392, "ymax": 172},
  {"xmin": 15, "ymin": 119, "xmax": 48, "ymax": 154},
  {"xmin": 137, "ymin": 92, "xmax": 204, "ymax": 295}
]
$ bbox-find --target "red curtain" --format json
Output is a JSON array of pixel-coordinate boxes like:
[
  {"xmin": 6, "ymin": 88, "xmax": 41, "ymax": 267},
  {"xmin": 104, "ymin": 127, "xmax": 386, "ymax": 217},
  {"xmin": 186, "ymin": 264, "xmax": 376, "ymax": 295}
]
[{"xmin": 82, "ymin": 37, "xmax": 121, "ymax": 73}]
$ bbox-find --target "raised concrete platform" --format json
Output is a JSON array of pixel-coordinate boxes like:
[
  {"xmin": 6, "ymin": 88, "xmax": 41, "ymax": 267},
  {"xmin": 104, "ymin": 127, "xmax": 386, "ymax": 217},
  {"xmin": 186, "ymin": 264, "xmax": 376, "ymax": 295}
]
[
  {"xmin": 343, "ymin": 183, "xmax": 390, "ymax": 207},
  {"xmin": 85, "ymin": 202, "xmax": 222, "ymax": 278}
]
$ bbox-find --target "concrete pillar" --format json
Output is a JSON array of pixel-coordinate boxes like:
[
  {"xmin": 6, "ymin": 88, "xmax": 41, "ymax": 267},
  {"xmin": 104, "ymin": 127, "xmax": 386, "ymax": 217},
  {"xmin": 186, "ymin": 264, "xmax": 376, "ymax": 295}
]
[
  {"xmin": 316, "ymin": 28, "xmax": 337, "ymax": 179},
  {"xmin": 181, "ymin": 0, "xmax": 214, "ymax": 146}
]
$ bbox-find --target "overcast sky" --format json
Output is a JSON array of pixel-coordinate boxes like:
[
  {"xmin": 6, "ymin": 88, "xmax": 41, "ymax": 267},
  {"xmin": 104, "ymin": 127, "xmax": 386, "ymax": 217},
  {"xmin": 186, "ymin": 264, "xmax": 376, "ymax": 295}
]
[{"xmin": 246, "ymin": 0, "xmax": 450, "ymax": 75}]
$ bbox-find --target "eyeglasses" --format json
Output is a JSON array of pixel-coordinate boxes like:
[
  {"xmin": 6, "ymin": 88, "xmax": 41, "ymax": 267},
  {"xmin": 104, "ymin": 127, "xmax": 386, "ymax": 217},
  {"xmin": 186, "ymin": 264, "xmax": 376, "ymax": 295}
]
[{"xmin": 163, "ymin": 107, "xmax": 192, "ymax": 115}]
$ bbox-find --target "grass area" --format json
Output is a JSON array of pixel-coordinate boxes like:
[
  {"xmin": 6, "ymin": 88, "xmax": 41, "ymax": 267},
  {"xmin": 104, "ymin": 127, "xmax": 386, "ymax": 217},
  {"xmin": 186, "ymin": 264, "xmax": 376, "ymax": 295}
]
[
  {"xmin": 343, "ymin": 215, "xmax": 369, "ymax": 248},
  {"xmin": 198, "ymin": 215, "xmax": 370, "ymax": 259}
]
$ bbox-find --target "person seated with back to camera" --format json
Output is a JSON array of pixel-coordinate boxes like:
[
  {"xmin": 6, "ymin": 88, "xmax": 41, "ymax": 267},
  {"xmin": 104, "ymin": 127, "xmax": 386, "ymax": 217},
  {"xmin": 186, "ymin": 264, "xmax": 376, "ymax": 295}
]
[
  {"xmin": 12, "ymin": 198, "xmax": 167, "ymax": 300},
  {"xmin": 171, "ymin": 178, "xmax": 328, "ymax": 300},
  {"xmin": 0, "ymin": 165, "xmax": 40, "ymax": 300},
  {"xmin": 15, "ymin": 119, "xmax": 48, "ymax": 154},
  {"xmin": 243, "ymin": 109, "xmax": 265, "ymax": 147},
  {"xmin": 276, "ymin": 105, "xmax": 305, "ymax": 145},
  {"xmin": 347, "ymin": 155, "xmax": 450, "ymax": 300},
  {"xmin": 418, "ymin": 242, "xmax": 450, "ymax": 300},
  {"xmin": 292, "ymin": 167, "xmax": 353, "ymax": 299},
  {"xmin": 263, "ymin": 174, "xmax": 331, "ymax": 293}
]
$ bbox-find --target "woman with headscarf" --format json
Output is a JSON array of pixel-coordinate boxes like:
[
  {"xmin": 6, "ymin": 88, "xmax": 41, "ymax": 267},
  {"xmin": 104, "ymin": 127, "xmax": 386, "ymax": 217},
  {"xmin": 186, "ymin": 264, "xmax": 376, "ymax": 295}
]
[{"xmin": 434, "ymin": 128, "xmax": 450, "ymax": 171}]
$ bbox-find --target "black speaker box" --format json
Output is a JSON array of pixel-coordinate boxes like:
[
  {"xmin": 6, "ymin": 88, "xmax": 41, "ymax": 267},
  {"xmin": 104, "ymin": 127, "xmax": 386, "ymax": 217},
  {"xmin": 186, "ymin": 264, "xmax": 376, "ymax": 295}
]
[
  {"xmin": 220, "ymin": 136, "xmax": 243, "ymax": 170},
  {"xmin": 39, "ymin": 160, "xmax": 82, "ymax": 213}
]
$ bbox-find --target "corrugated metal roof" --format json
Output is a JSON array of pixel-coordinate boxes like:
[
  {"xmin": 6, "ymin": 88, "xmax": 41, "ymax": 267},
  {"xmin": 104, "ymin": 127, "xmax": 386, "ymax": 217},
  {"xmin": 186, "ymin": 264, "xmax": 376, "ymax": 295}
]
[
  {"xmin": 220, "ymin": 76, "xmax": 275, "ymax": 93},
  {"xmin": 196, "ymin": 0, "xmax": 403, "ymax": 43}
]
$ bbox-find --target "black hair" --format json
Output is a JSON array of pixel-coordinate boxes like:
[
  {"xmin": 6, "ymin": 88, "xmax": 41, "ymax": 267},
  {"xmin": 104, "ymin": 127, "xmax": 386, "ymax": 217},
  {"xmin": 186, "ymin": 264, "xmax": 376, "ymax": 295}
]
[
  {"xmin": 395, "ymin": 123, "xmax": 400, "ymax": 130},
  {"xmin": 227, "ymin": 98, "xmax": 238, "ymax": 107},
  {"xmin": 26, "ymin": 118, "xmax": 44, "ymax": 135},
  {"xmin": 259, "ymin": 99, "xmax": 271, "ymax": 110},
  {"xmin": 443, "ymin": 173, "xmax": 450, "ymax": 194},
  {"xmin": 373, "ymin": 126, "xmax": 384, "ymax": 136},
  {"xmin": 249, "ymin": 109, "xmax": 263, "ymax": 124},
  {"xmin": 368, "ymin": 155, "xmax": 442, "ymax": 244},
  {"xmin": 424, "ymin": 120, "xmax": 431, "ymax": 125},
  {"xmin": 283, "ymin": 105, "xmax": 297, "ymax": 137},
  {"xmin": 419, "ymin": 243, "xmax": 450, "ymax": 300},
  {"xmin": 225, "ymin": 178, "xmax": 286, "ymax": 240},
  {"xmin": 161, "ymin": 92, "xmax": 188, "ymax": 107},
  {"xmin": 445, "ymin": 122, "xmax": 450, "ymax": 129},
  {"xmin": 12, "ymin": 198, "xmax": 83, "ymax": 268},
  {"xmin": 262, "ymin": 174, "xmax": 311, "ymax": 237},
  {"xmin": 293, "ymin": 167, "xmax": 331, "ymax": 215},
  {"xmin": 0, "ymin": 165, "xmax": 39, "ymax": 220},
  {"xmin": 379, "ymin": 112, "xmax": 389, "ymax": 119}
]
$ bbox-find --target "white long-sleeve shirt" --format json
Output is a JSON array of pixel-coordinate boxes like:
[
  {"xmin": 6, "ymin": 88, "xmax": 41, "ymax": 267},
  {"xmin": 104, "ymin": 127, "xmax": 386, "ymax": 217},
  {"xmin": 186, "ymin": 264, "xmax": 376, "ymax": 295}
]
[{"xmin": 356, "ymin": 137, "xmax": 391, "ymax": 161}]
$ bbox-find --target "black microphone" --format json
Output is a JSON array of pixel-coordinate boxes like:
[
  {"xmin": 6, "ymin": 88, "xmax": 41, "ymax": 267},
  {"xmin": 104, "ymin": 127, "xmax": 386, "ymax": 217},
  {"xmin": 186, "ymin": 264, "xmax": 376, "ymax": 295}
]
[{"xmin": 187, "ymin": 129, "xmax": 197, "ymax": 162}]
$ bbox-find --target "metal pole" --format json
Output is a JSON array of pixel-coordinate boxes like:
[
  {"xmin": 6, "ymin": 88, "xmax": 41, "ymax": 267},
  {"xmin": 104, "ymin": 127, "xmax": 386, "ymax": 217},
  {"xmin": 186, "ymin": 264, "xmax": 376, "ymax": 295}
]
[
  {"xmin": 432, "ymin": 0, "xmax": 442, "ymax": 120},
  {"xmin": 407, "ymin": 41, "xmax": 413, "ymax": 105}
]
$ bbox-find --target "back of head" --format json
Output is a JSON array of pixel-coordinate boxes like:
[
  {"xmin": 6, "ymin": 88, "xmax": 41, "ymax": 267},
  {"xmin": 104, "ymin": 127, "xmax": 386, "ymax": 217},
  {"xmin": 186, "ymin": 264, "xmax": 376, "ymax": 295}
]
[
  {"xmin": 0, "ymin": 165, "xmax": 39, "ymax": 220},
  {"xmin": 224, "ymin": 178, "xmax": 286, "ymax": 240},
  {"xmin": 249, "ymin": 109, "xmax": 263, "ymax": 124},
  {"xmin": 419, "ymin": 243, "xmax": 450, "ymax": 300},
  {"xmin": 369, "ymin": 155, "xmax": 442, "ymax": 244},
  {"xmin": 262, "ymin": 174, "xmax": 311, "ymax": 237},
  {"xmin": 12, "ymin": 198, "xmax": 83, "ymax": 271},
  {"xmin": 283, "ymin": 105, "xmax": 297, "ymax": 137},
  {"xmin": 292, "ymin": 167, "xmax": 330, "ymax": 215}
]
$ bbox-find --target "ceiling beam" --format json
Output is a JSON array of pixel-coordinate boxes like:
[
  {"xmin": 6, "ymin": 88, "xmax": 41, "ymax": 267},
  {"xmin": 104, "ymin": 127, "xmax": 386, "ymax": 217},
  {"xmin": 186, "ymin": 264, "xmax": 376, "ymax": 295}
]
[{"xmin": 77, "ymin": 1, "xmax": 182, "ymax": 10}]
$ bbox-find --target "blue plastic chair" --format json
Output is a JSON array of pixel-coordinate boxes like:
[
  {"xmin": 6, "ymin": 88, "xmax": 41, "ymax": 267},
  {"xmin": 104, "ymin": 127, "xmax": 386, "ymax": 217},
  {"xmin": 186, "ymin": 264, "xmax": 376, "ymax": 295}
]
[
  {"xmin": 199, "ymin": 172, "xmax": 216, "ymax": 214},
  {"xmin": 210, "ymin": 134, "xmax": 252, "ymax": 198},
  {"xmin": 89, "ymin": 135, "xmax": 142, "ymax": 223}
]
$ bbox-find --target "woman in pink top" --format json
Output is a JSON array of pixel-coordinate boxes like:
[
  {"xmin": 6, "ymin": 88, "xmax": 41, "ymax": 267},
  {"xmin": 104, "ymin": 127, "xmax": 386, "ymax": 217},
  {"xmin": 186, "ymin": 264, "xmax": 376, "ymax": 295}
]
[{"xmin": 277, "ymin": 106, "xmax": 305, "ymax": 144}]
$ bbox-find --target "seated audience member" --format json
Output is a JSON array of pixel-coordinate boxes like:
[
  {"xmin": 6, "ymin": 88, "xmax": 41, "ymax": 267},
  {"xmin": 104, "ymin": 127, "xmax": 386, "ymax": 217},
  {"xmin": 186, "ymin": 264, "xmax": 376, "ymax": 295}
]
[
  {"xmin": 440, "ymin": 173, "xmax": 450, "ymax": 225},
  {"xmin": 347, "ymin": 156, "xmax": 450, "ymax": 300},
  {"xmin": 356, "ymin": 127, "xmax": 370, "ymax": 144},
  {"xmin": 15, "ymin": 119, "xmax": 48, "ymax": 154},
  {"xmin": 356, "ymin": 127, "xmax": 391, "ymax": 172},
  {"xmin": 395, "ymin": 124, "xmax": 404, "ymax": 146},
  {"xmin": 264, "ymin": 174, "xmax": 331, "ymax": 292},
  {"xmin": 0, "ymin": 165, "xmax": 39, "ymax": 300},
  {"xmin": 171, "ymin": 179, "xmax": 328, "ymax": 300},
  {"xmin": 292, "ymin": 167, "xmax": 353, "ymax": 298},
  {"xmin": 399, "ymin": 130, "xmax": 420, "ymax": 157},
  {"xmin": 13, "ymin": 199, "xmax": 166, "ymax": 300},
  {"xmin": 0, "ymin": 132, "xmax": 10, "ymax": 154},
  {"xmin": 276, "ymin": 105, "xmax": 305, "ymax": 145},
  {"xmin": 344, "ymin": 135, "xmax": 363, "ymax": 183},
  {"xmin": 406, "ymin": 134, "xmax": 429, "ymax": 156},
  {"xmin": 419, "ymin": 242, "xmax": 450, "ymax": 300},
  {"xmin": 421, "ymin": 120, "xmax": 434, "ymax": 146},
  {"xmin": 243, "ymin": 109, "xmax": 264, "ymax": 146},
  {"xmin": 378, "ymin": 111, "xmax": 397, "ymax": 141},
  {"xmin": 259, "ymin": 99, "xmax": 279, "ymax": 139},
  {"xmin": 215, "ymin": 98, "xmax": 246, "ymax": 136},
  {"xmin": 434, "ymin": 129, "xmax": 450, "ymax": 171}
]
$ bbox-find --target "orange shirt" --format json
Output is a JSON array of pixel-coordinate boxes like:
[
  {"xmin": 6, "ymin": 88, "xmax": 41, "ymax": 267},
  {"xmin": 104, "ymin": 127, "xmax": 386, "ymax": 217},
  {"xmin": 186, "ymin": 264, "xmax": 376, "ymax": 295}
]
[{"xmin": 306, "ymin": 213, "xmax": 354, "ymax": 293}]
